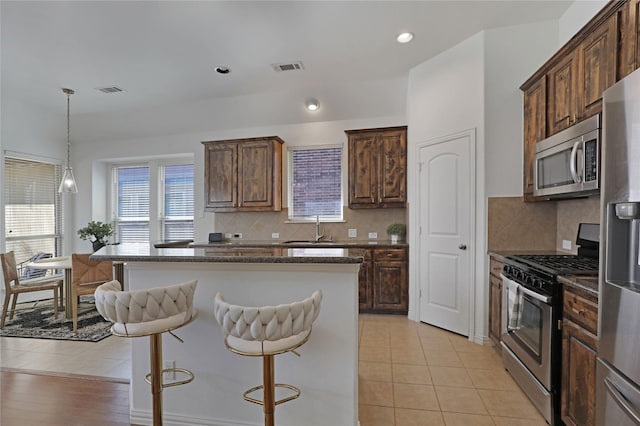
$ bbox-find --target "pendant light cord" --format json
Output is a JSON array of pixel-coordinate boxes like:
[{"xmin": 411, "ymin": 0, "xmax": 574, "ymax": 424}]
[
  {"xmin": 62, "ymin": 87, "xmax": 74, "ymax": 168},
  {"xmin": 66, "ymin": 91, "xmax": 71, "ymax": 167}
]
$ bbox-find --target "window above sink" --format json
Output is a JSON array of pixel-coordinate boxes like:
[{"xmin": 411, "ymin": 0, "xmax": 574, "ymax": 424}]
[{"xmin": 287, "ymin": 145, "xmax": 343, "ymax": 222}]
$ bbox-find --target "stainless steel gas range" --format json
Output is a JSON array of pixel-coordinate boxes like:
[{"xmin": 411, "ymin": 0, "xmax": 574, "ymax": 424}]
[{"xmin": 501, "ymin": 223, "xmax": 599, "ymax": 425}]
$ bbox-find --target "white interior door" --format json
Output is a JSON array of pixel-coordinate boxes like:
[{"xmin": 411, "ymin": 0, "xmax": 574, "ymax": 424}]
[{"xmin": 417, "ymin": 131, "xmax": 473, "ymax": 336}]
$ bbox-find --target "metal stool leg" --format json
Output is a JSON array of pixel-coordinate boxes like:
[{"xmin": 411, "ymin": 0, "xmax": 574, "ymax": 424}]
[
  {"xmin": 150, "ymin": 333, "xmax": 163, "ymax": 426},
  {"xmin": 263, "ymin": 355, "xmax": 275, "ymax": 426}
]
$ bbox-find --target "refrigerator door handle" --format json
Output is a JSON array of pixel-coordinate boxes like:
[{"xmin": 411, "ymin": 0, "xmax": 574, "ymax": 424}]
[{"xmin": 604, "ymin": 377, "xmax": 640, "ymax": 425}]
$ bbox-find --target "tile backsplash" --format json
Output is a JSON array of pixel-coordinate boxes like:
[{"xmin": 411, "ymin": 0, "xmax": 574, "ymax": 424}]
[
  {"xmin": 556, "ymin": 195, "xmax": 600, "ymax": 253},
  {"xmin": 488, "ymin": 195, "xmax": 601, "ymax": 254},
  {"xmin": 487, "ymin": 197, "xmax": 557, "ymax": 251},
  {"xmin": 212, "ymin": 208, "xmax": 407, "ymax": 242}
]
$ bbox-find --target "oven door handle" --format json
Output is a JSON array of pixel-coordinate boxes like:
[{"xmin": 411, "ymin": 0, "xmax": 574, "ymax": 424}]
[
  {"xmin": 518, "ymin": 284, "xmax": 552, "ymax": 304},
  {"xmin": 604, "ymin": 377, "xmax": 640, "ymax": 425}
]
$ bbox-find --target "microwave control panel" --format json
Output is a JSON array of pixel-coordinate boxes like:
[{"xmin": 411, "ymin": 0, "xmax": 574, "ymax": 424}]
[{"xmin": 584, "ymin": 139, "xmax": 598, "ymax": 182}]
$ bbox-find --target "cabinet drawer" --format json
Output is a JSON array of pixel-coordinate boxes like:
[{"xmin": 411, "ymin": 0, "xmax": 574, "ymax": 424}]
[
  {"xmin": 373, "ymin": 249, "xmax": 406, "ymax": 261},
  {"xmin": 490, "ymin": 257, "xmax": 504, "ymax": 278},
  {"xmin": 564, "ymin": 290, "xmax": 598, "ymax": 336}
]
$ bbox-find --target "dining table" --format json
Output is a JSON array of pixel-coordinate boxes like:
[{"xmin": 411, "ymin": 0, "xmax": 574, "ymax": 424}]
[{"xmin": 26, "ymin": 256, "xmax": 124, "ymax": 319}]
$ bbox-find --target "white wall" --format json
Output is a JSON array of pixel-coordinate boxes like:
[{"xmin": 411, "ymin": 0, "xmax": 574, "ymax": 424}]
[
  {"xmin": 406, "ymin": 18, "xmax": 561, "ymax": 342},
  {"xmin": 558, "ymin": 0, "xmax": 609, "ymax": 47},
  {"xmin": 71, "ymin": 115, "xmax": 403, "ymax": 252},
  {"xmin": 406, "ymin": 32, "xmax": 485, "ymax": 340},
  {"xmin": 484, "ymin": 20, "xmax": 559, "ymax": 198},
  {"xmin": 0, "ymin": 95, "xmax": 70, "ymax": 252}
]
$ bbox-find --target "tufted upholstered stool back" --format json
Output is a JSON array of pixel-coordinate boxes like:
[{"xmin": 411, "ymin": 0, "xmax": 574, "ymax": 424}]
[
  {"xmin": 213, "ymin": 290, "xmax": 322, "ymax": 355},
  {"xmin": 95, "ymin": 279, "xmax": 198, "ymax": 426},
  {"xmin": 95, "ymin": 279, "xmax": 197, "ymax": 337},
  {"xmin": 212, "ymin": 290, "xmax": 322, "ymax": 426}
]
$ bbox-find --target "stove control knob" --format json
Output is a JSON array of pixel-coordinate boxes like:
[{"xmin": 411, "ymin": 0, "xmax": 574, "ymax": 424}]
[
  {"xmin": 503, "ymin": 266, "xmax": 511, "ymax": 276},
  {"xmin": 533, "ymin": 279, "xmax": 542, "ymax": 289}
]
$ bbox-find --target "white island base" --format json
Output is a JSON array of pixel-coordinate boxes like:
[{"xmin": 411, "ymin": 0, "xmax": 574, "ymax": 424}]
[{"xmin": 122, "ymin": 261, "xmax": 359, "ymax": 426}]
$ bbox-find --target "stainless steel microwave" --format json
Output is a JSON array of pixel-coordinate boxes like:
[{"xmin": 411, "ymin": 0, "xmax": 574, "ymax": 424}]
[{"xmin": 534, "ymin": 114, "xmax": 600, "ymax": 198}]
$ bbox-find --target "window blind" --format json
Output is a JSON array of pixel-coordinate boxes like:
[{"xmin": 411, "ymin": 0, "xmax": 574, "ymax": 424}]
[
  {"xmin": 113, "ymin": 165, "xmax": 150, "ymax": 243},
  {"xmin": 289, "ymin": 147, "xmax": 342, "ymax": 221},
  {"xmin": 161, "ymin": 164, "xmax": 194, "ymax": 240},
  {"xmin": 4, "ymin": 156, "xmax": 62, "ymax": 265}
]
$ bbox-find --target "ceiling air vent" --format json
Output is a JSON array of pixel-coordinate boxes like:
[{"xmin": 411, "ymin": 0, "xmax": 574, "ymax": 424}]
[
  {"xmin": 271, "ymin": 61, "xmax": 304, "ymax": 72},
  {"xmin": 96, "ymin": 86, "xmax": 124, "ymax": 94}
]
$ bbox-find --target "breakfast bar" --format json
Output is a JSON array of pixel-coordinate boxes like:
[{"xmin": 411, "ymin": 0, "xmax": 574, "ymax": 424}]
[{"xmin": 92, "ymin": 243, "xmax": 362, "ymax": 426}]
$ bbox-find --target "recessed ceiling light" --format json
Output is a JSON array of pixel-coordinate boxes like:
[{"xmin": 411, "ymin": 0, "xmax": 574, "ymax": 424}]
[
  {"xmin": 305, "ymin": 98, "xmax": 320, "ymax": 111},
  {"xmin": 215, "ymin": 66, "xmax": 230, "ymax": 74},
  {"xmin": 396, "ymin": 32, "xmax": 414, "ymax": 44}
]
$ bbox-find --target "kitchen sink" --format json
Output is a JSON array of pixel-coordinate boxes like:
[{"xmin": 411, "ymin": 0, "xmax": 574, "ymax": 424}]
[{"xmin": 282, "ymin": 240, "xmax": 343, "ymax": 246}]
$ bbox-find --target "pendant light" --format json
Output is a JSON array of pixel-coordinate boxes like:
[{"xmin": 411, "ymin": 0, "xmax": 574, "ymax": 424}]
[{"xmin": 59, "ymin": 88, "xmax": 78, "ymax": 193}]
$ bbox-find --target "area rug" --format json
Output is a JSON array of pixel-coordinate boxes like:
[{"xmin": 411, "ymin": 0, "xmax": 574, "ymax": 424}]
[{"xmin": 0, "ymin": 297, "xmax": 112, "ymax": 342}]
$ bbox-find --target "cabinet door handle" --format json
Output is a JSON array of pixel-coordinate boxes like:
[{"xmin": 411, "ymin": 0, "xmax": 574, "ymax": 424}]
[
  {"xmin": 572, "ymin": 307, "xmax": 586, "ymax": 316},
  {"xmin": 458, "ymin": 244, "xmax": 467, "ymax": 250}
]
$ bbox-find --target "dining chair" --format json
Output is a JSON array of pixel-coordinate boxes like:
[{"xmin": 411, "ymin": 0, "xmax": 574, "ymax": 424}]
[
  {"xmin": 71, "ymin": 253, "xmax": 115, "ymax": 332},
  {"xmin": 1, "ymin": 251, "xmax": 63, "ymax": 328}
]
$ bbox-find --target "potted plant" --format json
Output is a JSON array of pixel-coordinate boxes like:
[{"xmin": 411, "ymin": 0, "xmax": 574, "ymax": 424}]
[
  {"xmin": 386, "ymin": 223, "xmax": 406, "ymax": 244},
  {"xmin": 77, "ymin": 221, "xmax": 114, "ymax": 251}
]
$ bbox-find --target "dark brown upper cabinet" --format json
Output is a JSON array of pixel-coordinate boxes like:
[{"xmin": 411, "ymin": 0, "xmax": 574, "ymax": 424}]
[
  {"xmin": 547, "ymin": 50, "xmax": 580, "ymax": 135},
  {"xmin": 578, "ymin": 13, "xmax": 618, "ymax": 120},
  {"xmin": 523, "ymin": 77, "xmax": 547, "ymax": 202},
  {"xmin": 521, "ymin": 1, "xmax": 636, "ymax": 202},
  {"xmin": 346, "ymin": 126, "xmax": 407, "ymax": 209},
  {"xmin": 202, "ymin": 136, "xmax": 283, "ymax": 212},
  {"xmin": 617, "ymin": 0, "xmax": 640, "ymax": 80},
  {"xmin": 546, "ymin": 5, "xmax": 618, "ymax": 136}
]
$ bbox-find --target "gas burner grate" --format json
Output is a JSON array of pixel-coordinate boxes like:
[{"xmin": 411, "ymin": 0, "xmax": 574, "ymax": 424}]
[{"xmin": 512, "ymin": 255, "xmax": 599, "ymax": 275}]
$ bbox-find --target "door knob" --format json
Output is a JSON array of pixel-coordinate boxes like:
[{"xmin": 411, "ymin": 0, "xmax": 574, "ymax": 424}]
[{"xmin": 458, "ymin": 244, "xmax": 467, "ymax": 250}]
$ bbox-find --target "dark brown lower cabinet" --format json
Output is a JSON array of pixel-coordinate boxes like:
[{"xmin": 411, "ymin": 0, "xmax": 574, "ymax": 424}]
[
  {"xmin": 562, "ymin": 320, "xmax": 597, "ymax": 426},
  {"xmin": 488, "ymin": 255, "xmax": 504, "ymax": 346},
  {"xmin": 359, "ymin": 247, "xmax": 408, "ymax": 314},
  {"xmin": 358, "ymin": 250, "xmax": 373, "ymax": 311},
  {"xmin": 488, "ymin": 274, "xmax": 502, "ymax": 346},
  {"xmin": 561, "ymin": 286, "xmax": 598, "ymax": 426}
]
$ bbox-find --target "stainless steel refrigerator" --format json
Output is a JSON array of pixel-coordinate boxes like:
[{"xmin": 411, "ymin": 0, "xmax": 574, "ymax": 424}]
[{"xmin": 597, "ymin": 66, "xmax": 640, "ymax": 425}]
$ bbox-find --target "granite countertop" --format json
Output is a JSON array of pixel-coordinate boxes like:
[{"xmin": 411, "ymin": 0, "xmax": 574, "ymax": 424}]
[
  {"xmin": 91, "ymin": 243, "xmax": 364, "ymax": 264},
  {"xmin": 488, "ymin": 250, "xmax": 566, "ymax": 262},
  {"xmin": 558, "ymin": 275, "xmax": 599, "ymax": 298},
  {"xmin": 190, "ymin": 240, "xmax": 408, "ymax": 249}
]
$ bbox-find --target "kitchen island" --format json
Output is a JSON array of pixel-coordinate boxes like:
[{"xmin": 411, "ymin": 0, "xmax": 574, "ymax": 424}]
[{"xmin": 92, "ymin": 244, "xmax": 362, "ymax": 426}]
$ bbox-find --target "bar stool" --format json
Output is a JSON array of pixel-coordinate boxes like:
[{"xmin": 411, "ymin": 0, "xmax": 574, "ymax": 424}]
[
  {"xmin": 213, "ymin": 290, "xmax": 322, "ymax": 426},
  {"xmin": 95, "ymin": 279, "xmax": 197, "ymax": 426}
]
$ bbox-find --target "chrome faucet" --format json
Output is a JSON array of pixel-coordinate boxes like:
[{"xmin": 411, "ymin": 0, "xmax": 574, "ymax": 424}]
[{"xmin": 315, "ymin": 215, "xmax": 325, "ymax": 242}]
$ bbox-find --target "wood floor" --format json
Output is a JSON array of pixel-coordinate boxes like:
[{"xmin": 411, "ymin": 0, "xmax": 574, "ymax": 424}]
[{"xmin": 1, "ymin": 368, "xmax": 134, "ymax": 426}]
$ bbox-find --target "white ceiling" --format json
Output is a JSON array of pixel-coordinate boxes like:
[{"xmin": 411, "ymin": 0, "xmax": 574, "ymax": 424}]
[{"xmin": 2, "ymin": 1, "xmax": 573, "ymax": 141}]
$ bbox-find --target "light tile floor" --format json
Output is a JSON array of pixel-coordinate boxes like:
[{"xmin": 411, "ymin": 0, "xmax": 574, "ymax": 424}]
[
  {"xmin": 358, "ymin": 314, "xmax": 548, "ymax": 426},
  {"xmin": 0, "ymin": 313, "xmax": 547, "ymax": 425}
]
